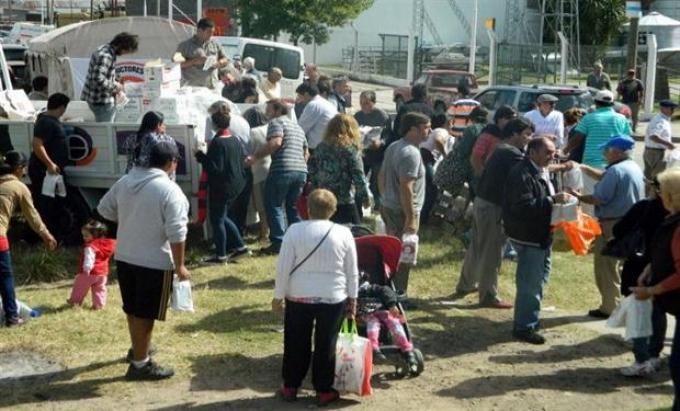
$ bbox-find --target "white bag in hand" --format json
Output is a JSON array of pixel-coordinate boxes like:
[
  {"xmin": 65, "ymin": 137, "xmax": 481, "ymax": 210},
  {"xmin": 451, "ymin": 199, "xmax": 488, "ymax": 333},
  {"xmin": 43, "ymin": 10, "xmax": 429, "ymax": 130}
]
[
  {"xmin": 41, "ymin": 173, "xmax": 66, "ymax": 198},
  {"xmin": 668, "ymin": 149, "xmax": 680, "ymax": 169},
  {"xmin": 399, "ymin": 234, "xmax": 419, "ymax": 265},
  {"xmin": 606, "ymin": 295, "xmax": 652, "ymax": 340},
  {"xmin": 333, "ymin": 320, "xmax": 373, "ymax": 396},
  {"xmin": 550, "ymin": 197, "xmax": 579, "ymax": 224},
  {"xmin": 562, "ymin": 167, "xmax": 583, "ymax": 192},
  {"xmin": 170, "ymin": 275, "xmax": 194, "ymax": 312}
]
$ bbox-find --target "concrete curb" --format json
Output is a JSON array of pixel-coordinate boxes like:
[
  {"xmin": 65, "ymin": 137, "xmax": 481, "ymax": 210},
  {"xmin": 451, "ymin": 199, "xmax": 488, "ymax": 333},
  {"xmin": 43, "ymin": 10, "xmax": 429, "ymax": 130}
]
[{"xmin": 320, "ymin": 66, "xmax": 410, "ymax": 89}]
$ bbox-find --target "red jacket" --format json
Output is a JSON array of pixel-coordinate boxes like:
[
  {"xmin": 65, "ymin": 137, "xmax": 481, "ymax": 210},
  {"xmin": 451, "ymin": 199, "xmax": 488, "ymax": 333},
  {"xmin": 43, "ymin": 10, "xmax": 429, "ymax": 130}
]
[{"xmin": 80, "ymin": 238, "xmax": 116, "ymax": 276}]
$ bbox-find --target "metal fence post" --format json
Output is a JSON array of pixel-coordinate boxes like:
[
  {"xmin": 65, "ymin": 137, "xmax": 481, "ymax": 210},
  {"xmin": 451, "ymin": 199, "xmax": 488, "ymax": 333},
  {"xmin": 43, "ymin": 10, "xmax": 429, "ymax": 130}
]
[
  {"xmin": 643, "ymin": 33, "xmax": 657, "ymax": 119},
  {"xmin": 557, "ymin": 31, "xmax": 568, "ymax": 84},
  {"xmin": 486, "ymin": 29, "xmax": 497, "ymax": 86}
]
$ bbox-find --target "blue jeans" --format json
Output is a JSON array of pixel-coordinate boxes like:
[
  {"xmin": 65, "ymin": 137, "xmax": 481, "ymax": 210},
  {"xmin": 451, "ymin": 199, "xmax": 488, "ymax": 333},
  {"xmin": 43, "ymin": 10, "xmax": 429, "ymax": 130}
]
[
  {"xmin": 512, "ymin": 241, "xmax": 551, "ymax": 332},
  {"xmin": 265, "ymin": 171, "xmax": 306, "ymax": 248},
  {"xmin": 209, "ymin": 199, "xmax": 245, "ymax": 257},
  {"xmin": 632, "ymin": 300, "xmax": 668, "ymax": 363},
  {"xmin": 88, "ymin": 103, "xmax": 116, "ymax": 122},
  {"xmin": 0, "ymin": 250, "xmax": 18, "ymax": 322}
]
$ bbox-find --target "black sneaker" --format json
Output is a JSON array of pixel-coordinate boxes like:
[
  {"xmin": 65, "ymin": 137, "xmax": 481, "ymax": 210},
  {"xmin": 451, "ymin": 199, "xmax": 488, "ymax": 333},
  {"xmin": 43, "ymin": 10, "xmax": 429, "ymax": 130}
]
[
  {"xmin": 587, "ymin": 309, "xmax": 610, "ymax": 319},
  {"xmin": 258, "ymin": 244, "xmax": 280, "ymax": 256},
  {"xmin": 203, "ymin": 255, "xmax": 228, "ymax": 265},
  {"xmin": 125, "ymin": 360, "xmax": 174, "ymax": 381},
  {"xmin": 126, "ymin": 345, "xmax": 158, "ymax": 363},
  {"xmin": 228, "ymin": 247, "xmax": 252, "ymax": 262},
  {"xmin": 512, "ymin": 329, "xmax": 546, "ymax": 345},
  {"xmin": 373, "ymin": 349, "xmax": 387, "ymax": 363}
]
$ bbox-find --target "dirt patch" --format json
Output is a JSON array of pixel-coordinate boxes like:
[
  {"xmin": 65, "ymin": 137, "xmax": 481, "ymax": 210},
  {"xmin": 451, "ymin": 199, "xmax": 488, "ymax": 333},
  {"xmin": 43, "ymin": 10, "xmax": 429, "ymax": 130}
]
[{"xmin": 0, "ymin": 351, "xmax": 64, "ymax": 381}]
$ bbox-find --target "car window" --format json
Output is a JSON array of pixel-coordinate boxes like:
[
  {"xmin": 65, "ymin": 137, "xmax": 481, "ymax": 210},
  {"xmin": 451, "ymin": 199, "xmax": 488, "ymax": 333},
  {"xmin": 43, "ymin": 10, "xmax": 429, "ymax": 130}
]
[
  {"xmin": 431, "ymin": 74, "xmax": 463, "ymax": 88},
  {"xmin": 242, "ymin": 44, "xmax": 301, "ymax": 79},
  {"xmin": 2, "ymin": 47, "xmax": 25, "ymax": 62},
  {"xmin": 556, "ymin": 92, "xmax": 593, "ymax": 112},
  {"xmin": 477, "ymin": 90, "xmax": 498, "ymax": 110},
  {"xmin": 495, "ymin": 90, "xmax": 516, "ymax": 108},
  {"xmin": 518, "ymin": 92, "xmax": 540, "ymax": 112}
]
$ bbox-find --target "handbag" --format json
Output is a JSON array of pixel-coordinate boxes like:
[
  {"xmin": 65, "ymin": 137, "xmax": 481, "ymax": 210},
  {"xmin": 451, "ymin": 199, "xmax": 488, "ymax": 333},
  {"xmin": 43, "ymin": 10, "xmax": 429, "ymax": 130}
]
[
  {"xmin": 333, "ymin": 319, "xmax": 373, "ymax": 396},
  {"xmin": 170, "ymin": 275, "xmax": 194, "ymax": 312},
  {"xmin": 289, "ymin": 224, "xmax": 333, "ymax": 276}
]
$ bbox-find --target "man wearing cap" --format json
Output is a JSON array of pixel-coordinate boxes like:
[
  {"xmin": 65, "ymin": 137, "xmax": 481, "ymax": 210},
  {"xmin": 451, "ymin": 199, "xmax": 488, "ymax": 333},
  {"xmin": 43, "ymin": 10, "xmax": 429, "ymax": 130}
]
[
  {"xmin": 617, "ymin": 69, "xmax": 644, "ymax": 133},
  {"xmin": 523, "ymin": 94, "xmax": 565, "ymax": 147},
  {"xmin": 573, "ymin": 136, "xmax": 644, "ymax": 318},
  {"xmin": 587, "ymin": 62, "xmax": 611, "ymax": 91},
  {"xmin": 644, "ymin": 100, "xmax": 677, "ymax": 186}
]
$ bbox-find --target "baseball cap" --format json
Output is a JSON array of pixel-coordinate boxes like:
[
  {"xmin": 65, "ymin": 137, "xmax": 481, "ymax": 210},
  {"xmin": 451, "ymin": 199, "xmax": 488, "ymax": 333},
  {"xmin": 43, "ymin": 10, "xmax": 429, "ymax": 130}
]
[
  {"xmin": 660, "ymin": 99, "xmax": 679, "ymax": 109},
  {"xmin": 537, "ymin": 94, "xmax": 559, "ymax": 103},
  {"xmin": 598, "ymin": 135, "xmax": 635, "ymax": 151},
  {"xmin": 594, "ymin": 90, "xmax": 615, "ymax": 104}
]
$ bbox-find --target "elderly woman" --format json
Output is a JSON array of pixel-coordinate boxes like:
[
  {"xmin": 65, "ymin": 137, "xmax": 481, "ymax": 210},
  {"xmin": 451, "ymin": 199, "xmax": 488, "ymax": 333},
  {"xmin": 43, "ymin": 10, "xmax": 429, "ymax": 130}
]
[
  {"xmin": 308, "ymin": 114, "xmax": 369, "ymax": 224},
  {"xmin": 261, "ymin": 67, "xmax": 283, "ymax": 101},
  {"xmin": 632, "ymin": 167, "xmax": 680, "ymax": 410},
  {"xmin": 0, "ymin": 152, "xmax": 56, "ymax": 326},
  {"xmin": 272, "ymin": 189, "xmax": 358, "ymax": 407}
]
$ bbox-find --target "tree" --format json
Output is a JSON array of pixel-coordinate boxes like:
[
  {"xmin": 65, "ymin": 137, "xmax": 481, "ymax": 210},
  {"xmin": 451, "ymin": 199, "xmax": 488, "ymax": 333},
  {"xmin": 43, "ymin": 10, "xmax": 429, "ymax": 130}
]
[
  {"xmin": 236, "ymin": 0, "xmax": 374, "ymax": 45},
  {"xmin": 579, "ymin": 0, "xmax": 627, "ymax": 47}
]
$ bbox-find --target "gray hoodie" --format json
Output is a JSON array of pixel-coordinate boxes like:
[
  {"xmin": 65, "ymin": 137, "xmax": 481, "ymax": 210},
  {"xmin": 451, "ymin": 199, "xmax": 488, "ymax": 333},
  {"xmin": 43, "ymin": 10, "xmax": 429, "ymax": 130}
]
[{"xmin": 97, "ymin": 167, "xmax": 189, "ymax": 271}]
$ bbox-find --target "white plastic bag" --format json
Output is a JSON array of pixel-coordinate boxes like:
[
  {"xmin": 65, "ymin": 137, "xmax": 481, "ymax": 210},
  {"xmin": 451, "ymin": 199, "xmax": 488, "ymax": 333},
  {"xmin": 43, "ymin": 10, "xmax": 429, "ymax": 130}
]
[
  {"xmin": 562, "ymin": 167, "xmax": 583, "ymax": 192},
  {"xmin": 170, "ymin": 276, "xmax": 194, "ymax": 312},
  {"xmin": 399, "ymin": 234, "xmax": 419, "ymax": 265},
  {"xmin": 41, "ymin": 173, "xmax": 66, "ymax": 198},
  {"xmin": 550, "ymin": 197, "xmax": 579, "ymax": 224},
  {"xmin": 374, "ymin": 215, "xmax": 386, "ymax": 235},
  {"xmin": 606, "ymin": 295, "xmax": 652, "ymax": 340},
  {"xmin": 333, "ymin": 320, "xmax": 373, "ymax": 396},
  {"xmin": 668, "ymin": 149, "xmax": 680, "ymax": 169}
]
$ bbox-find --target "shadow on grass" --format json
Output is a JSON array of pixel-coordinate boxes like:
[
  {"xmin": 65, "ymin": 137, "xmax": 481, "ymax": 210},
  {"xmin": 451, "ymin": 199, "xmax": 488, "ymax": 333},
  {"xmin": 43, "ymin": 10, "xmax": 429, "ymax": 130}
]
[
  {"xmin": 437, "ymin": 366, "xmax": 671, "ymax": 399},
  {"xmin": 0, "ymin": 358, "xmax": 123, "ymax": 407},
  {"xmin": 488, "ymin": 334, "xmax": 629, "ymax": 364},
  {"xmin": 193, "ymin": 276, "xmax": 275, "ymax": 291},
  {"xmin": 152, "ymin": 395, "xmax": 360, "ymax": 410},
  {"xmin": 175, "ymin": 304, "xmax": 279, "ymax": 334}
]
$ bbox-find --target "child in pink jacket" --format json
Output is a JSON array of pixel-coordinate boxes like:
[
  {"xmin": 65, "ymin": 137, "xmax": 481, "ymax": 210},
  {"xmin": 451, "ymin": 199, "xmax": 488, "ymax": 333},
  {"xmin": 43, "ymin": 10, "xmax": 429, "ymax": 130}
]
[{"xmin": 67, "ymin": 221, "xmax": 116, "ymax": 309}]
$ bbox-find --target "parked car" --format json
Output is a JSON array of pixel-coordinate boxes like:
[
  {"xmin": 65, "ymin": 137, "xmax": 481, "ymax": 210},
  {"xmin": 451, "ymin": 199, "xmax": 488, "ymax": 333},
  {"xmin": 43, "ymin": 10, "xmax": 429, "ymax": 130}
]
[
  {"xmin": 1, "ymin": 44, "xmax": 27, "ymax": 90},
  {"xmin": 472, "ymin": 84, "xmax": 594, "ymax": 120},
  {"xmin": 393, "ymin": 69, "xmax": 478, "ymax": 112}
]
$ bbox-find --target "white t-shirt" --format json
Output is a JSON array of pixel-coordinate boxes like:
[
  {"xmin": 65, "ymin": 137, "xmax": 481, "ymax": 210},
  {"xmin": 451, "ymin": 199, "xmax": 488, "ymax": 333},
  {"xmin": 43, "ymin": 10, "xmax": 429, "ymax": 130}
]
[
  {"xmin": 298, "ymin": 95, "xmax": 338, "ymax": 149},
  {"xmin": 524, "ymin": 109, "xmax": 565, "ymax": 147},
  {"xmin": 249, "ymin": 125, "xmax": 271, "ymax": 184},
  {"xmin": 644, "ymin": 113, "xmax": 672, "ymax": 150}
]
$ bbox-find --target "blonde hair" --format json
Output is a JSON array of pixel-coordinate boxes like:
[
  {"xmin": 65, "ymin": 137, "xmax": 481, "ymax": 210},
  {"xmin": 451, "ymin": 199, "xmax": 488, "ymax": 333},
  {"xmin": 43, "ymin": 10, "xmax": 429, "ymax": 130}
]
[
  {"xmin": 658, "ymin": 168, "xmax": 680, "ymax": 211},
  {"xmin": 323, "ymin": 114, "xmax": 361, "ymax": 148},
  {"xmin": 308, "ymin": 189, "xmax": 337, "ymax": 220}
]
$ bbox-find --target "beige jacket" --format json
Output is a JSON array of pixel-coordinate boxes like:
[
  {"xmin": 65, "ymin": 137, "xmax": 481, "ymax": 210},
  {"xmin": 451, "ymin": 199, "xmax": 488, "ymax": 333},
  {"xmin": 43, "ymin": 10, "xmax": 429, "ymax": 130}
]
[{"xmin": 0, "ymin": 174, "xmax": 48, "ymax": 238}]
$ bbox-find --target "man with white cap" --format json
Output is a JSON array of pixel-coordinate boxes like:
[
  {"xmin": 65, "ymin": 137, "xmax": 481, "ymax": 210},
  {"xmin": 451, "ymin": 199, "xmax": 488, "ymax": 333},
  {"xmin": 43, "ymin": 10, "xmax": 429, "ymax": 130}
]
[
  {"xmin": 644, "ymin": 99, "xmax": 677, "ymax": 185},
  {"xmin": 573, "ymin": 136, "xmax": 644, "ymax": 318},
  {"xmin": 564, "ymin": 89, "xmax": 631, "ymax": 214},
  {"xmin": 523, "ymin": 94, "xmax": 565, "ymax": 147},
  {"xmin": 587, "ymin": 62, "xmax": 611, "ymax": 91}
]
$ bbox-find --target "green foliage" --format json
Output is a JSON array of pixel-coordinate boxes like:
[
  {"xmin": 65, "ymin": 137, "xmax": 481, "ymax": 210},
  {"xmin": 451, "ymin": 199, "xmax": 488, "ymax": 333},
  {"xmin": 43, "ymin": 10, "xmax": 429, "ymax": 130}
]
[
  {"xmin": 236, "ymin": 0, "xmax": 374, "ymax": 45},
  {"xmin": 579, "ymin": 0, "xmax": 627, "ymax": 47}
]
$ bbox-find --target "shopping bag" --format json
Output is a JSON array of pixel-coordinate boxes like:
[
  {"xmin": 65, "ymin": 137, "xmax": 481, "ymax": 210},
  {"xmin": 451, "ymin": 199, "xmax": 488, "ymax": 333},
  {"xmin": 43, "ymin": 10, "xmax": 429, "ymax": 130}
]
[
  {"xmin": 333, "ymin": 319, "xmax": 373, "ymax": 396},
  {"xmin": 667, "ymin": 149, "xmax": 680, "ymax": 169},
  {"xmin": 296, "ymin": 181, "xmax": 312, "ymax": 220},
  {"xmin": 170, "ymin": 276, "xmax": 194, "ymax": 312},
  {"xmin": 552, "ymin": 210, "xmax": 602, "ymax": 255},
  {"xmin": 399, "ymin": 234, "xmax": 419, "ymax": 266},
  {"xmin": 550, "ymin": 197, "xmax": 579, "ymax": 224},
  {"xmin": 41, "ymin": 173, "xmax": 66, "ymax": 198},
  {"xmin": 606, "ymin": 296, "xmax": 630, "ymax": 328},
  {"xmin": 561, "ymin": 167, "xmax": 583, "ymax": 192}
]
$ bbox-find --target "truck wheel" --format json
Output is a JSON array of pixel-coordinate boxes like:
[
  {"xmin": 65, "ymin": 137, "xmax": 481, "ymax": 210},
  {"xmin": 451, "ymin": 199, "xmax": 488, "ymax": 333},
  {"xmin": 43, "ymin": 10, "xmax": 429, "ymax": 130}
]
[{"xmin": 395, "ymin": 96, "xmax": 405, "ymax": 112}]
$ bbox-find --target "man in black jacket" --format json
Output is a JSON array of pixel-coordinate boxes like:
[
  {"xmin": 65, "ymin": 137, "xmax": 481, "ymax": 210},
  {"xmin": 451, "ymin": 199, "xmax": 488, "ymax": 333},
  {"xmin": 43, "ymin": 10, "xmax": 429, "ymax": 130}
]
[{"xmin": 503, "ymin": 137, "xmax": 573, "ymax": 344}]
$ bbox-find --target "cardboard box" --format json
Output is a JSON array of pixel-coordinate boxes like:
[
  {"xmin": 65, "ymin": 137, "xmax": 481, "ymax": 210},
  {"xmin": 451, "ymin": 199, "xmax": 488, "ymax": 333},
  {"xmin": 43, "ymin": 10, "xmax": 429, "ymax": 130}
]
[
  {"xmin": 143, "ymin": 61, "xmax": 182, "ymax": 100},
  {"xmin": 115, "ymin": 97, "xmax": 143, "ymax": 123}
]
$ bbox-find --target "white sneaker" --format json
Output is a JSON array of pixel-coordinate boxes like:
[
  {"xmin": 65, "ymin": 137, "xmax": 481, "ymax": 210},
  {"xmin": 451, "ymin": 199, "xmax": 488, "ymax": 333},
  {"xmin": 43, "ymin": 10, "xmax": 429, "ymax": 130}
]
[
  {"xmin": 620, "ymin": 360, "xmax": 655, "ymax": 377},
  {"xmin": 647, "ymin": 357, "xmax": 662, "ymax": 371}
]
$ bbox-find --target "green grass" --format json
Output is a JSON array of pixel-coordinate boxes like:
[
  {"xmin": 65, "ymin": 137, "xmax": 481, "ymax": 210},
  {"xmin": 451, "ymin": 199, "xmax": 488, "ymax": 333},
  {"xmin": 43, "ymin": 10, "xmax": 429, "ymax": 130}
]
[{"xmin": 0, "ymin": 222, "xmax": 620, "ymax": 408}]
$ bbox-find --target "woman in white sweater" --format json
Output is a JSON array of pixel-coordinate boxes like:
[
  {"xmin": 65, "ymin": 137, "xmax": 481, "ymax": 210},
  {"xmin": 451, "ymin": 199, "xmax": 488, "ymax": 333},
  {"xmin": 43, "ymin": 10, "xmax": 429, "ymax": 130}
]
[{"xmin": 272, "ymin": 189, "xmax": 358, "ymax": 407}]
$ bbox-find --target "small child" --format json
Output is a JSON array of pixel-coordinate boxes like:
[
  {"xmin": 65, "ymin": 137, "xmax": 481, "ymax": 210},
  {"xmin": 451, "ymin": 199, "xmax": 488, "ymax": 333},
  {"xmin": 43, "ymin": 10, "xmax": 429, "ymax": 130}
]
[
  {"xmin": 67, "ymin": 221, "xmax": 116, "ymax": 310},
  {"xmin": 357, "ymin": 276, "xmax": 418, "ymax": 373}
]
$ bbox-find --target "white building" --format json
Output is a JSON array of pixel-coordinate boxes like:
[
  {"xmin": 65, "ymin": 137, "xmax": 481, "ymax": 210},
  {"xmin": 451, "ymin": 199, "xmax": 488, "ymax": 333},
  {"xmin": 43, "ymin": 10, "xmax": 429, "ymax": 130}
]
[{"xmin": 298, "ymin": 0, "xmax": 540, "ymax": 66}]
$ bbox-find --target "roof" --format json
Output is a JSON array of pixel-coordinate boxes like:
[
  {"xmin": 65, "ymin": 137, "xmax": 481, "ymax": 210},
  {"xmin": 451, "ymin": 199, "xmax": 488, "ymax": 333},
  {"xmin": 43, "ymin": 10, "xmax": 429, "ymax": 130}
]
[
  {"xmin": 423, "ymin": 69, "xmax": 473, "ymax": 75},
  {"xmin": 624, "ymin": 11, "xmax": 680, "ymax": 28},
  {"xmin": 28, "ymin": 16, "xmax": 195, "ymax": 59}
]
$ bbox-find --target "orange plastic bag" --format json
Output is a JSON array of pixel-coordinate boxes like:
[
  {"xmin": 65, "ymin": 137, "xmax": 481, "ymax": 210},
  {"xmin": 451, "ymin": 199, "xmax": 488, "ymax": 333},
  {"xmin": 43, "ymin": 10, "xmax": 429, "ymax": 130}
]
[{"xmin": 552, "ymin": 210, "xmax": 602, "ymax": 255}]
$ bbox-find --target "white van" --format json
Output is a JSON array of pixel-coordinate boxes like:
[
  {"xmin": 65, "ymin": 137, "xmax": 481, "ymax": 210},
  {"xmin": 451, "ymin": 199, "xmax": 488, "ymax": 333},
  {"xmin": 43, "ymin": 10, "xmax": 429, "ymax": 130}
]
[{"xmin": 213, "ymin": 36, "xmax": 304, "ymax": 101}]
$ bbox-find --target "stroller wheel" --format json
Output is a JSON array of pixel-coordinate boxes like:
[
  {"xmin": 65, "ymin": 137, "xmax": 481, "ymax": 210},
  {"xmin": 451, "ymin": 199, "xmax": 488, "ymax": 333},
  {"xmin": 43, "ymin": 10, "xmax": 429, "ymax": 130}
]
[
  {"xmin": 411, "ymin": 348, "xmax": 425, "ymax": 376},
  {"xmin": 395, "ymin": 364, "xmax": 409, "ymax": 379}
]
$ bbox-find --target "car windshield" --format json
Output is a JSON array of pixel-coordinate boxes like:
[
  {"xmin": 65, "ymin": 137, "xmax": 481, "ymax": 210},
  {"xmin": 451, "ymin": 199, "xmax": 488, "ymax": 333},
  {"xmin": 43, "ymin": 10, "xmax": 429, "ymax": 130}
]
[
  {"xmin": 431, "ymin": 74, "xmax": 466, "ymax": 88},
  {"xmin": 242, "ymin": 43, "xmax": 301, "ymax": 79},
  {"xmin": 518, "ymin": 91, "xmax": 593, "ymax": 113},
  {"xmin": 2, "ymin": 47, "xmax": 25, "ymax": 61}
]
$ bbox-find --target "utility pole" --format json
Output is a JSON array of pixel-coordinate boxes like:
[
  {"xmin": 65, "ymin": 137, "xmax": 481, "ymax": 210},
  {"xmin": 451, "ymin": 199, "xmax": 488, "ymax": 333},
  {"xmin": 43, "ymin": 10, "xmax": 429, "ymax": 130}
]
[
  {"xmin": 626, "ymin": 1, "xmax": 642, "ymax": 71},
  {"xmin": 468, "ymin": 0, "xmax": 478, "ymax": 74}
]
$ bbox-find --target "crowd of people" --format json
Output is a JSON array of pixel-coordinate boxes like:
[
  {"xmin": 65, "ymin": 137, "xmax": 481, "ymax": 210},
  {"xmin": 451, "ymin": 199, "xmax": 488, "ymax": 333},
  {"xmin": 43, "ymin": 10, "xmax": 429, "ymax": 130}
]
[{"xmin": 0, "ymin": 17, "xmax": 678, "ymax": 409}]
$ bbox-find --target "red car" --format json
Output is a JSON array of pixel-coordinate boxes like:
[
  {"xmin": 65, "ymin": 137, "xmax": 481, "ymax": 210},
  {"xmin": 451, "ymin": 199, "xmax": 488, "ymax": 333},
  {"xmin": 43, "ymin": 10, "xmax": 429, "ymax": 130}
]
[{"xmin": 393, "ymin": 69, "xmax": 478, "ymax": 112}]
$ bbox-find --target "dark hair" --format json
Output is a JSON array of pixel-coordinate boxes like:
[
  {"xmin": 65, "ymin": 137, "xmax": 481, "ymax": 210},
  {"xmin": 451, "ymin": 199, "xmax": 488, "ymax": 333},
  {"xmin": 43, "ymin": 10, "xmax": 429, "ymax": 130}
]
[
  {"xmin": 32, "ymin": 76, "xmax": 47, "ymax": 91},
  {"xmin": 431, "ymin": 112, "xmax": 448, "ymax": 129},
  {"xmin": 296, "ymin": 82, "xmax": 318, "ymax": 97},
  {"xmin": 399, "ymin": 112, "xmax": 430, "ymax": 136},
  {"xmin": 502, "ymin": 117, "xmax": 535, "ymax": 139},
  {"xmin": 332, "ymin": 76, "xmax": 348, "ymax": 89},
  {"xmin": 211, "ymin": 111, "xmax": 231, "ymax": 131},
  {"xmin": 411, "ymin": 83, "xmax": 427, "ymax": 101},
  {"xmin": 83, "ymin": 219, "xmax": 108, "ymax": 239},
  {"xmin": 266, "ymin": 99, "xmax": 289, "ymax": 116},
  {"xmin": 0, "ymin": 151, "xmax": 27, "ymax": 175},
  {"xmin": 243, "ymin": 106, "xmax": 268, "ymax": 128},
  {"xmin": 469, "ymin": 106, "xmax": 489, "ymax": 123},
  {"xmin": 197, "ymin": 18, "xmax": 215, "ymax": 30},
  {"xmin": 47, "ymin": 93, "xmax": 70, "ymax": 110},
  {"xmin": 359, "ymin": 90, "xmax": 376, "ymax": 103},
  {"xmin": 527, "ymin": 136, "xmax": 552, "ymax": 153},
  {"xmin": 135, "ymin": 111, "xmax": 164, "ymax": 159},
  {"xmin": 317, "ymin": 76, "xmax": 332, "ymax": 96},
  {"xmin": 493, "ymin": 105, "xmax": 517, "ymax": 123},
  {"xmin": 110, "ymin": 32, "xmax": 139, "ymax": 55},
  {"xmin": 149, "ymin": 141, "xmax": 179, "ymax": 169}
]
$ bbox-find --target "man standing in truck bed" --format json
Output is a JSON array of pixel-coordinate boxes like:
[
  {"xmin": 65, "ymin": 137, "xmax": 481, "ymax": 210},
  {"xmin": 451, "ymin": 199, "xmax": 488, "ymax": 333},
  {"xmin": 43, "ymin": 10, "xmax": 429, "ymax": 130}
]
[{"xmin": 176, "ymin": 18, "xmax": 229, "ymax": 91}]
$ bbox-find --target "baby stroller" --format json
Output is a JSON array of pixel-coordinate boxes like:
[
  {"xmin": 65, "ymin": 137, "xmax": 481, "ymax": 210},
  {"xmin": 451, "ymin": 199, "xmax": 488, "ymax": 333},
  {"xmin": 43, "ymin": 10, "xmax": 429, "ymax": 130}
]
[{"xmin": 354, "ymin": 234, "xmax": 425, "ymax": 378}]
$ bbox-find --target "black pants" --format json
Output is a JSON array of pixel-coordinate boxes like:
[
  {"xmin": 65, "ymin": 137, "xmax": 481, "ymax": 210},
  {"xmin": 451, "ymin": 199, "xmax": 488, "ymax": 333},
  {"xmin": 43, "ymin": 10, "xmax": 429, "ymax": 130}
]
[
  {"xmin": 282, "ymin": 300, "xmax": 346, "ymax": 392},
  {"xmin": 420, "ymin": 148, "xmax": 437, "ymax": 225},
  {"xmin": 228, "ymin": 168, "xmax": 253, "ymax": 236},
  {"xmin": 331, "ymin": 203, "xmax": 360, "ymax": 225}
]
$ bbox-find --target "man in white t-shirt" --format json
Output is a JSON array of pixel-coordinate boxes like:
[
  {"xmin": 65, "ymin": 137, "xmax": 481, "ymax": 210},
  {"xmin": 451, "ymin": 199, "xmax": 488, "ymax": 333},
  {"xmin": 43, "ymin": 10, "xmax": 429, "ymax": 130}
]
[
  {"xmin": 523, "ymin": 94, "xmax": 565, "ymax": 147},
  {"xmin": 644, "ymin": 99, "xmax": 677, "ymax": 184},
  {"xmin": 296, "ymin": 83, "xmax": 337, "ymax": 150}
]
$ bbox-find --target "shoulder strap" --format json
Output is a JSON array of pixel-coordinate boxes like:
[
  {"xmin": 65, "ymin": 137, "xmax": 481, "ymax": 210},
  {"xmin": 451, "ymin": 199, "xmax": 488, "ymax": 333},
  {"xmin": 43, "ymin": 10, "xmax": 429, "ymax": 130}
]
[{"xmin": 289, "ymin": 224, "xmax": 334, "ymax": 277}]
